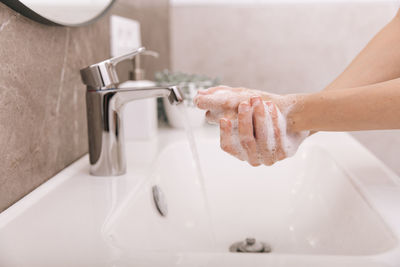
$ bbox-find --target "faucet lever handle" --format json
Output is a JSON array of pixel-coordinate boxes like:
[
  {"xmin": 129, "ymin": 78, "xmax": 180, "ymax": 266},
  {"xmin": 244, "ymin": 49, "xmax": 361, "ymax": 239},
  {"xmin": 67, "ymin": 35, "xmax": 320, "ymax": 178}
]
[
  {"xmin": 131, "ymin": 49, "xmax": 159, "ymax": 81},
  {"xmin": 109, "ymin": 46, "xmax": 146, "ymax": 66},
  {"xmin": 140, "ymin": 50, "xmax": 159, "ymax": 58},
  {"xmin": 80, "ymin": 47, "xmax": 146, "ymax": 90}
]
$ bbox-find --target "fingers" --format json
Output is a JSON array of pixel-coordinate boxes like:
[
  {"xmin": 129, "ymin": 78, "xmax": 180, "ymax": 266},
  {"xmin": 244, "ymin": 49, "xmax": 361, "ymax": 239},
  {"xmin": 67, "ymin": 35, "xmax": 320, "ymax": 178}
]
[
  {"xmin": 267, "ymin": 102, "xmax": 286, "ymax": 161},
  {"xmin": 251, "ymin": 97, "xmax": 273, "ymax": 166},
  {"xmin": 215, "ymin": 93, "xmax": 293, "ymax": 167},
  {"xmin": 206, "ymin": 110, "xmax": 238, "ymax": 124},
  {"xmin": 194, "ymin": 93, "xmax": 231, "ymax": 110},
  {"xmin": 238, "ymin": 102, "xmax": 260, "ymax": 166},
  {"xmin": 205, "ymin": 110, "xmax": 215, "ymax": 124},
  {"xmin": 194, "ymin": 86, "xmax": 232, "ymax": 110},
  {"xmin": 219, "ymin": 100, "xmax": 287, "ymax": 167},
  {"xmin": 193, "ymin": 86, "xmax": 251, "ymax": 111},
  {"xmin": 198, "ymin": 86, "xmax": 249, "ymax": 95},
  {"xmin": 198, "ymin": 85, "xmax": 231, "ymax": 95},
  {"xmin": 220, "ymin": 118, "xmax": 243, "ymax": 160}
]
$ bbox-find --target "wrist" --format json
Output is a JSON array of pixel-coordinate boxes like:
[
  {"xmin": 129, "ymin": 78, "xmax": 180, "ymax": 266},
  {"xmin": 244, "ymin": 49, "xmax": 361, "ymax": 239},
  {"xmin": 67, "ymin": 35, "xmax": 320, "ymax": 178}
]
[
  {"xmin": 258, "ymin": 91, "xmax": 314, "ymax": 132},
  {"xmin": 281, "ymin": 93, "xmax": 310, "ymax": 132}
]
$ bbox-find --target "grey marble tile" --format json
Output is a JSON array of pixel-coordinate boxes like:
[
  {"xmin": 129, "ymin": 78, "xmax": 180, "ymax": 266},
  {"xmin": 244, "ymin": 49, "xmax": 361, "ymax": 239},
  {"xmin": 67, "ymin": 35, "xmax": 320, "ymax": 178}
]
[{"xmin": 0, "ymin": 0, "xmax": 170, "ymax": 212}]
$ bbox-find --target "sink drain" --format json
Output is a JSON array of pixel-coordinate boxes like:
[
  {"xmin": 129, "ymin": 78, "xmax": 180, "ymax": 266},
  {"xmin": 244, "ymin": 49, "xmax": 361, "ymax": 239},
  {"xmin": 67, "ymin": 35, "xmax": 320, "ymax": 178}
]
[{"xmin": 229, "ymin": 238, "xmax": 271, "ymax": 253}]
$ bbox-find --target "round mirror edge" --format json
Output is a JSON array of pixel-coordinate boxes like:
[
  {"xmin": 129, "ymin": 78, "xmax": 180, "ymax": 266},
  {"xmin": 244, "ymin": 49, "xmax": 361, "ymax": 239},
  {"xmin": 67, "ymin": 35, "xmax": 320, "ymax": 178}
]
[{"xmin": 0, "ymin": 0, "xmax": 116, "ymax": 27}]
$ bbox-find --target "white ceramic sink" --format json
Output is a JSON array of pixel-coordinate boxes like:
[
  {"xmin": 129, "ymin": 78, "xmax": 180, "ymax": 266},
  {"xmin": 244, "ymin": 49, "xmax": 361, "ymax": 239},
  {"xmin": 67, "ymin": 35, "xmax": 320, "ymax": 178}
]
[{"xmin": 1, "ymin": 127, "xmax": 400, "ymax": 267}]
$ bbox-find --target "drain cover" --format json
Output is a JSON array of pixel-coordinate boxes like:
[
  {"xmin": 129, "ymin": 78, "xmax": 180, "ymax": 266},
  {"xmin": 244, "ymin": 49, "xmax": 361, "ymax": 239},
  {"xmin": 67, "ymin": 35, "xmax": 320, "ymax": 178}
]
[{"xmin": 230, "ymin": 238, "xmax": 271, "ymax": 253}]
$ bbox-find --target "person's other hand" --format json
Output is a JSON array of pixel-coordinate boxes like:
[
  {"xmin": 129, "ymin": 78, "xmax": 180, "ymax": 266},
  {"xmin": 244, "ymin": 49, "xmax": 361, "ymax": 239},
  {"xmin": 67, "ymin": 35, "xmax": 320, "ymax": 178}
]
[
  {"xmin": 194, "ymin": 86, "xmax": 279, "ymax": 124},
  {"xmin": 219, "ymin": 96, "xmax": 309, "ymax": 166}
]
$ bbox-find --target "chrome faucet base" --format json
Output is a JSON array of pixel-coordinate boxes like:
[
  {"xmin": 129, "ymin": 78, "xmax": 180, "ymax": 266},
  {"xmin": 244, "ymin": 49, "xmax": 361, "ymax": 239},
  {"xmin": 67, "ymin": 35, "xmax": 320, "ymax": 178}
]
[
  {"xmin": 81, "ymin": 47, "xmax": 183, "ymax": 176},
  {"xmin": 86, "ymin": 86, "xmax": 183, "ymax": 176}
]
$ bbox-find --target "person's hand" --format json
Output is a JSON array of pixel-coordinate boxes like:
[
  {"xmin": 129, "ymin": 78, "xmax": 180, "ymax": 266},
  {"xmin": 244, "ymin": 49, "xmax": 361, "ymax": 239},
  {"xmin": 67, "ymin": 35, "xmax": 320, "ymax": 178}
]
[
  {"xmin": 194, "ymin": 85, "xmax": 279, "ymax": 125},
  {"xmin": 194, "ymin": 86, "xmax": 309, "ymax": 166},
  {"xmin": 220, "ymin": 96, "xmax": 309, "ymax": 166}
]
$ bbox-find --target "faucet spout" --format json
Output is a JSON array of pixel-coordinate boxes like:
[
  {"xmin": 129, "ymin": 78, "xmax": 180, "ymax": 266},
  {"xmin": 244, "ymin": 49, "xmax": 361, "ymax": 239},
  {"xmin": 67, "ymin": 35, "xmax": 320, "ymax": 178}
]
[
  {"xmin": 107, "ymin": 85, "xmax": 183, "ymax": 110},
  {"xmin": 85, "ymin": 85, "xmax": 183, "ymax": 176}
]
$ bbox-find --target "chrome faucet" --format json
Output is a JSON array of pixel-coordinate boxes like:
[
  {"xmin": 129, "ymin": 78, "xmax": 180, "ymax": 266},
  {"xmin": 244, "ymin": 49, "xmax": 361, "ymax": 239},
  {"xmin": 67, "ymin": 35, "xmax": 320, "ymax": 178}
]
[{"xmin": 80, "ymin": 47, "xmax": 183, "ymax": 176}]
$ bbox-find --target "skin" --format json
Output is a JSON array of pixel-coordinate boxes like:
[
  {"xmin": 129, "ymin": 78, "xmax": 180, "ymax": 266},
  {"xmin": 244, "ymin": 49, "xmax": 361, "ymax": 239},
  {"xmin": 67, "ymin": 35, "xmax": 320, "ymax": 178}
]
[
  {"xmin": 289, "ymin": 79, "xmax": 400, "ymax": 132},
  {"xmin": 194, "ymin": 9, "xmax": 400, "ymax": 166},
  {"xmin": 219, "ymin": 97, "xmax": 286, "ymax": 166}
]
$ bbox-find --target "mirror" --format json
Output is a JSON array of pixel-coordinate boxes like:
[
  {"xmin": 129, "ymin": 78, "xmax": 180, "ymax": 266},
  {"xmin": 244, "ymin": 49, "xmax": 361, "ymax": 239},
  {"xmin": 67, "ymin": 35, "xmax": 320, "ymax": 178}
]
[{"xmin": 0, "ymin": 0, "xmax": 115, "ymax": 26}]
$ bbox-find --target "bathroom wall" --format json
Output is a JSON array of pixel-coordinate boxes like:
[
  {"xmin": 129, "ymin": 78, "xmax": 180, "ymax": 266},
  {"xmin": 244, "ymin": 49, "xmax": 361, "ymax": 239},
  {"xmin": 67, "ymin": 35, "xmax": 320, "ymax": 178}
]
[
  {"xmin": 0, "ymin": 0, "xmax": 170, "ymax": 212},
  {"xmin": 170, "ymin": 1, "xmax": 400, "ymax": 175}
]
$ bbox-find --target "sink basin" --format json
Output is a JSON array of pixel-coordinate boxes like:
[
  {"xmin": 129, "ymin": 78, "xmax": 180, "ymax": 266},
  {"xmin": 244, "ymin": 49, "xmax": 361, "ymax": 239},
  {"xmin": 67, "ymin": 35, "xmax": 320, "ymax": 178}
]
[{"xmin": 1, "ymin": 127, "xmax": 400, "ymax": 267}]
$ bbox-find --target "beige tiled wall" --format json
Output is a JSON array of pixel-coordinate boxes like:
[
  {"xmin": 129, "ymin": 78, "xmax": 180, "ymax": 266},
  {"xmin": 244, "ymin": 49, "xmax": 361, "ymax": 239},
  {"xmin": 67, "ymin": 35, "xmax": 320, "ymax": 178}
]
[
  {"xmin": 0, "ymin": 0, "xmax": 170, "ymax": 212},
  {"xmin": 171, "ymin": 2, "xmax": 400, "ymax": 175}
]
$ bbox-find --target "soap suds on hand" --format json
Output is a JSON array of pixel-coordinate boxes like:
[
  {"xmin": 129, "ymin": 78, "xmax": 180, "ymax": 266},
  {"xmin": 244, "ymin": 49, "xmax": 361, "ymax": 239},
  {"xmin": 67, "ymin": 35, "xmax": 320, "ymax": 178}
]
[
  {"xmin": 194, "ymin": 88, "xmax": 308, "ymax": 165},
  {"xmin": 220, "ymin": 100, "xmax": 309, "ymax": 164}
]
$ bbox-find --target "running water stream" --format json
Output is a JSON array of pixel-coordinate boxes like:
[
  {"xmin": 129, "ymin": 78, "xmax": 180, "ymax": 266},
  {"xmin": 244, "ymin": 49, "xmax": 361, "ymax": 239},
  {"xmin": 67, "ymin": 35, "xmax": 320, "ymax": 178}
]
[
  {"xmin": 101, "ymin": 103, "xmax": 216, "ymax": 266},
  {"xmin": 176, "ymin": 104, "xmax": 216, "ymax": 245}
]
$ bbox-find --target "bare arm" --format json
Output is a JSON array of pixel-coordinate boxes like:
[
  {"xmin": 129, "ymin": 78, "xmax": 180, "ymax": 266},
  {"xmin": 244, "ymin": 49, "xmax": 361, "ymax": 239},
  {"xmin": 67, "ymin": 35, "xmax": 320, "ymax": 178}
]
[
  {"xmin": 325, "ymin": 10, "xmax": 400, "ymax": 90},
  {"xmin": 292, "ymin": 10, "xmax": 400, "ymax": 134},
  {"xmin": 287, "ymin": 78, "xmax": 400, "ymax": 132},
  {"xmin": 194, "ymin": 10, "xmax": 400, "ymax": 166}
]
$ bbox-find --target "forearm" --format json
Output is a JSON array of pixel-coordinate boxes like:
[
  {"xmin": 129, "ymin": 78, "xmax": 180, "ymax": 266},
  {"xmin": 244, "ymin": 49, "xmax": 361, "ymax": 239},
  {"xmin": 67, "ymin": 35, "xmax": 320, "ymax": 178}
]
[
  {"xmin": 288, "ymin": 78, "xmax": 400, "ymax": 132},
  {"xmin": 325, "ymin": 10, "xmax": 400, "ymax": 91}
]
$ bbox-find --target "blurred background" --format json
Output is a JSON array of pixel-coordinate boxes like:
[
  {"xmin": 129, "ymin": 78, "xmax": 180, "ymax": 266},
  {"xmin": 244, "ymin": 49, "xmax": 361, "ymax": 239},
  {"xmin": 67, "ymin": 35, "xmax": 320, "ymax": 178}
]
[{"xmin": 170, "ymin": 0, "xmax": 400, "ymax": 174}]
